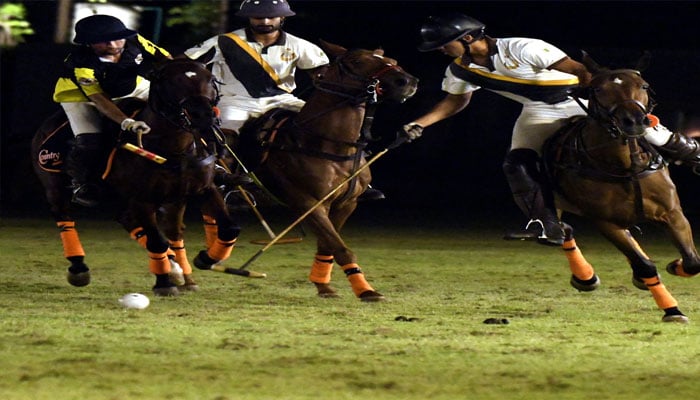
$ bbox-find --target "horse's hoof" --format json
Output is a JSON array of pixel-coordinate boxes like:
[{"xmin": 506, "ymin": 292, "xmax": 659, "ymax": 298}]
[
  {"xmin": 152, "ymin": 285, "xmax": 179, "ymax": 297},
  {"xmin": 662, "ymin": 314, "xmax": 689, "ymax": 324},
  {"xmin": 193, "ymin": 250, "xmax": 215, "ymax": 270},
  {"xmin": 632, "ymin": 275, "xmax": 649, "ymax": 291},
  {"xmin": 570, "ymin": 274, "xmax": 600, "ymax": 292},
  {"xmin": 359, "ymin": 290, "xmax": 386, "ymax": 302},
  {"xmin": 67, "ymin": 265, "xmax": 91, "ymax": 287},
  {"xmin": 168, "ymin": 257, "xmax": 185, "ymax": 286},
  {"xmin": 666, "ymin": 260, "xmax": 697, "ymax": 277},
  {"xmin": 313, "ymin": 283, "xmax": 338, "ymax": 298},
  {"xmin": 178, "ymin": 275, "xmax": 199, "ymax": 292}
]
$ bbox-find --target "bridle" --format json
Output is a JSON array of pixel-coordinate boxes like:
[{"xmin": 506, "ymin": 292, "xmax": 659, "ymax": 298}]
[
  {"xmin": 575, "ymin": 69, "xmax": 657, "ymax": 139},
  {"xmin": 312, "ymin": 51, "xmax": 405, "ymax": 106},
  {"xmin": 147, "ymin": 60, "xmax": 221, "ymax": 132}
]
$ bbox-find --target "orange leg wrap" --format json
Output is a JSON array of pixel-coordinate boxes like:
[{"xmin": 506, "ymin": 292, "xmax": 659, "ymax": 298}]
[
  {"xmin": 309, "ymin": 254, "xmax": 334, "ymax": 284},
  {"xmin": 148, "ymin": 251, "xmax": 170, "ymax": 274},
  {"xmin": 57, "ymin": 221, "xmax": 85, "ymax": 258},
  {"xmin": 562, "ymin": 239, "xmax": 595, "ymax": 281},
  {"xmin": 202, "ymin": 215, "xmax": 217, "ymax": 249},
  {"xmin": 207, "ymin": 238, "xmax": 236, "ymax": 262},
  {"xmin": 642, "ymin": 276, "xmax": 678, "ymax": 310},
  {"xmin": 169, "ymin": 240, "xmax": 192, "ymax": 275},
  {"xmin": 129, "ymin": 227, "xmax": 148, "ymax": 249},
  {"xmin": 341, "ymin": 263, "xmax": 374, "ymax": 296}
]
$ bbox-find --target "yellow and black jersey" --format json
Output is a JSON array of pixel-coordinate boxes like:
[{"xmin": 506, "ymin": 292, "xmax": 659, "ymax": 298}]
[{"xmin": 53, "ymin": 35, "xmax": 171, "ymax": 102}]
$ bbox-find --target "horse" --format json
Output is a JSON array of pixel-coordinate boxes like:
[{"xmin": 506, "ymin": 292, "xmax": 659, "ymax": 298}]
[
  {"xmin": 543, "ymin": 52, "xmax": 700, "ymax": 323},
  {"xmin": 230, "ymin": 41, "xmax": 418, "ymax": 301},
  {"xmin": 32, "ymin": 50, "xmax": 241, "ymax": 296}
]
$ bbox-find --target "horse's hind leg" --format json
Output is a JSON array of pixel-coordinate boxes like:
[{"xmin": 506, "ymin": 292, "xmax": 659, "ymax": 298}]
[
  {"xmin": 57, "ymin": 220, "xmax": 90, "ymax": 287},
  {"xmin": 595, "ymin": 220, "xmax": 687, "ymax": 323},
  {"xmin": 561, "ymin": 223, "xmax": 600, "ymax": 291}
]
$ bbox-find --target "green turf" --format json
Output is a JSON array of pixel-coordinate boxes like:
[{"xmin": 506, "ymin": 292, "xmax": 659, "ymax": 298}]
[{"xmin": 1, "ymin": 213, "xmax": 699, "ymax": 400}]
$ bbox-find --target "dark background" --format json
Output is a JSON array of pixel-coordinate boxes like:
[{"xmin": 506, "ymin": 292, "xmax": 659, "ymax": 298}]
[{"xmin": 3, "ymin": 1, "xmax": 700, "ymax": 226}]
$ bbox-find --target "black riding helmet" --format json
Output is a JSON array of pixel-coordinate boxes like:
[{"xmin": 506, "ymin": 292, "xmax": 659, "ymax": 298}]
[
  {"xmin": 417, "ymin": 14, "xmax": 486, "ymax": 52},
  {"xmin": 236, "ymin": 0, "xmax": 296, "ymax": 18},
  {"xmin": 73, "ymin": 14, "xmax": 136, "ymax": 45}
]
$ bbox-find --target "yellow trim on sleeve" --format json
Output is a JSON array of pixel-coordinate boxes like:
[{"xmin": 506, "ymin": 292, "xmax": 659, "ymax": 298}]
[{"xmin": 454, "ymin": 57, "xmax": 579, "ymax": 86}]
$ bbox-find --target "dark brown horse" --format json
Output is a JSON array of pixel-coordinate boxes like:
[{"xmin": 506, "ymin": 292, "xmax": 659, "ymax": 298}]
[
  {"xmin": 32, "ymin": 52, "xmax": 241, "ymax": 296},
  {"xmin": 233, "ymin": 41, "xmax": 418, "ymax": 301},
  {"xmin": 543, "ymin": 53, "xmax": 700, "ymax": 322}
]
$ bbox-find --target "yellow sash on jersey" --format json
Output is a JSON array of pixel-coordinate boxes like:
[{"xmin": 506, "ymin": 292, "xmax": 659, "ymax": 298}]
[{"xmin": 223, "ymin": 33, "xmax": 284, "ymax": 87}]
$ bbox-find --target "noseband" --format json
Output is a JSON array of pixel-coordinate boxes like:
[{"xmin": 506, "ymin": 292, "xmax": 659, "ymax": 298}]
[{"xmin": 314, "ymin": 52, "xmax": 404, "ymax": 104}]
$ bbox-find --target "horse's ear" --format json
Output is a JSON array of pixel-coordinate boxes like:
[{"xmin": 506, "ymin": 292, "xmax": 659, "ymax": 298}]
[
  {"xmin": 581, "ymin": 50, "xmax": 602, "ymax": 74},
  {"xmin": 319, "ymin": 39, "xmax": 347, "ymax": 59},
  {"xmin": 634, "ymin": 50, "xmax": 651, "ymax": 72}
]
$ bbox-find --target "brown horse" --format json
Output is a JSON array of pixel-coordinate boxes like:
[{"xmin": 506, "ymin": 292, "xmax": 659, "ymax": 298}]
[
  {"xmin": 231, "ymin": 41, "xmax": 418, "ymax": 301},
  {"xmin": 543, "ymin": 53, "xmax": 700, "ymax": 323},
  {"xmin": 32, "ymin": 51, "xmax": 241, "ymax": 296}
]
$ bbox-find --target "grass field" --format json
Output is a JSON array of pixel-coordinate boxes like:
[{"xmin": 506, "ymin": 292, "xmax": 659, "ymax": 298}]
[{"xmin": 1, "ymin": 208, "xmax": 700, "ymax": 400}]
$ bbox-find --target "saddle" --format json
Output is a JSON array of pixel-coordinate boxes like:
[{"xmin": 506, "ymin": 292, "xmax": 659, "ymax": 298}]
[{"xmin": 236, "ymin": 108, "xmax": 296, "ymax": 171}]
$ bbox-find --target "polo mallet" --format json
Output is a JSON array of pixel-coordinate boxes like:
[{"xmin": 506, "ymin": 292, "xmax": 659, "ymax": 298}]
[
  {"xmin": 210, "ymin": 129, "xmax": 303, "ymax": 245},
  {"xmin": 235, "ymin": 141, "xmax": 402, "ymax": 272}
]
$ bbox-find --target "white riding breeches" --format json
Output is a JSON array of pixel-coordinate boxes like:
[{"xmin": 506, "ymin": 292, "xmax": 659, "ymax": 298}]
[
  {"xmin": 61, "ymin": 80, "xmax": 151, "ymax": 136},
  {"xmin": 217, "ymin": 93, "xmax": 306, "ymax": 132},
  {"xmin": 510, "ymin": 99, "xmax": 586, "ymax": 154}
]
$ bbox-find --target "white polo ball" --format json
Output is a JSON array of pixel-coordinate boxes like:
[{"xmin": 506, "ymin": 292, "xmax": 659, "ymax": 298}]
[{"xmin": 119, "ymin": 293, "xmax": 150, "ymax": 309}]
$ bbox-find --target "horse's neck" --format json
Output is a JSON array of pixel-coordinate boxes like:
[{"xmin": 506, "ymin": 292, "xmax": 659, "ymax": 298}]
[
  {"xmin": 296, "ymin": 94, "xmax": 366, "ymax": 138},
  {"xmin": 583, "ymin": 120, "xmax": 645, "ymax": 168}
]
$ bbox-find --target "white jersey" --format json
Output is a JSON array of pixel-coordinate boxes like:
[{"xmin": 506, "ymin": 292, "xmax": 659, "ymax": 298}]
[
  {"xmin": 185, "ymin": 29, "xmax": 329, "ymax": 98},
  {"xmin": 442, "ymin": 37, "xmax": 586, "ymax": 152},
  {"xmin": 443, "ymin": 37, "xmax": 580, "ymax": 105}
]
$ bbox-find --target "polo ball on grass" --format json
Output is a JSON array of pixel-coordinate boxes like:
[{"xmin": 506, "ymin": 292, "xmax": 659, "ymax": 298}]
[{"xmin": 119, "ymin": 293, "xmax": 150, "ymax": 309}]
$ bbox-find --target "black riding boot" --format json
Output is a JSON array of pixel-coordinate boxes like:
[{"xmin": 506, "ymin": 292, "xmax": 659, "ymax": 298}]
[
  {"xmin": 65, "ymin": 133, "xmax": 103, "ymax": 207},
  {"xmin": 657, "ymin": 131, "xmax": 700, "ymax": 167},
  {"xmin": 358, "ymin": 185, "xmax": 386, "ymax": 201},
  {"xmin": 502, "ymin": 148, "xmax": 564, "ymax": 246}
]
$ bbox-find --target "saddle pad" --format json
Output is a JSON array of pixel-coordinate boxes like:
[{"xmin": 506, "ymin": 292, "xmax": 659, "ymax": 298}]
[{"xmin": 36, "ymin": 119, "xmax": 72, "ymax": 173}]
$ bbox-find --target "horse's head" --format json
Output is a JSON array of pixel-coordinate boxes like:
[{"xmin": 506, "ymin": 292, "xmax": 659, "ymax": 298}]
[
  {"xmin": 147, "ymin": 49, "xmax": 220, "ymax": 136},
  {"xmin": 316, "ymin": 40, "xmax": 418, "ymax": 104},
  {"xmin": 582, "ymin": 52, "xmax": 655, "ymax": 138}
]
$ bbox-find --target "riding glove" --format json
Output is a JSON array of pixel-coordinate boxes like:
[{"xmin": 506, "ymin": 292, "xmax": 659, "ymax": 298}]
[
  {"xmin": 401, "ymin": 122, "xmax": 424, "ymax": 141},
  {"xmin": 121, "ymin": 118, "xmax": 151, "ymax": 134}
]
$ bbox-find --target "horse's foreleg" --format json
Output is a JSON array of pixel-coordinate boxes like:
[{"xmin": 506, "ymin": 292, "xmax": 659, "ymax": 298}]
[
  {"xmin": 595, "ymin": 220, "xmax": 687, "ymax": 323},
  {"xmin": 159, "ymin": 203, "xmax": 198, "ymax": 291},
  {"xmin": 561, "ymin": 223, "xmax": 600, "ymax": 291},
  {"xmin": 120, "ymin": 208, "xmax": 187, "ymax": 288},
  {"xmin": 193, "ymin": 188, "xmax": 240, "ymax": 269},
  {"xmin": 305, "ymin": 206, "xmax": 384, "ymax": 302},
  {"xmin": 309, "ymin": 254, "xmax": 337, "ymax": 298},
  {"xmin": 661, "ymin": 210, "xmax": 700, "ymax": 277},
  {"xmin": 57, "ymin": 220, "xmax": 90, "ymax": 287},
  {"xmin": 127, "ymin": 204, "xmax": 179, "ymax": 296}
]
